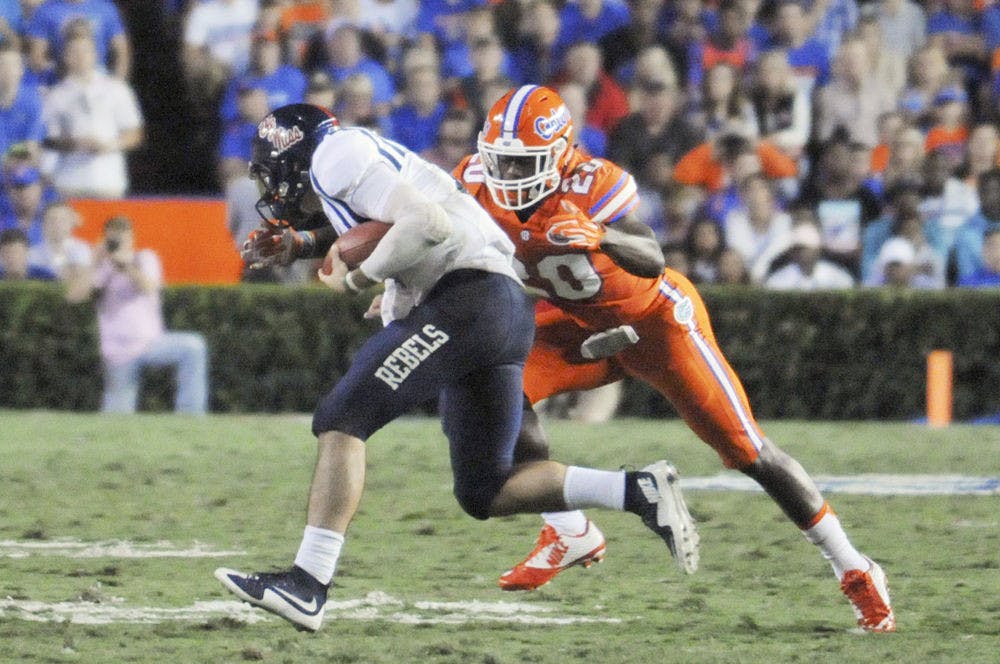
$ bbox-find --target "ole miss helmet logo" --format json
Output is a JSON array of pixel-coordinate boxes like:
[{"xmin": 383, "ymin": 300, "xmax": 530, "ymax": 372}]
[{"xmin": 258, "ymin": 115, "xmax": 304, "ymax": 154}]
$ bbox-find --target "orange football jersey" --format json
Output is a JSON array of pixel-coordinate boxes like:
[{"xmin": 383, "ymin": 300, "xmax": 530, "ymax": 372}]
[{"xmin": 455, "ymin": 148, "xmax": 659, "ymax": 330}]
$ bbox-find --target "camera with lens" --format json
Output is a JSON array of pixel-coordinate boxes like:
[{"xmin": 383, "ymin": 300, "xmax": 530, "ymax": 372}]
[{"xmin": 105, "ymin": 237, "xmax": 121, "ymax": 252}]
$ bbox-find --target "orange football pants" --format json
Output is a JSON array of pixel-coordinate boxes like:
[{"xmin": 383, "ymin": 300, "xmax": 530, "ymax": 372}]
[{"xmin": 524, "ymin": 268, "xmax": 766, "ymax": 469}]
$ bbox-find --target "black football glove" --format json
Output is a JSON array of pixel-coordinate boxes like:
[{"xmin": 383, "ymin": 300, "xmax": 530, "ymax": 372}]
[{"xmin": 241, "ymin": 224, "xmax": 315, "ymax": 269}]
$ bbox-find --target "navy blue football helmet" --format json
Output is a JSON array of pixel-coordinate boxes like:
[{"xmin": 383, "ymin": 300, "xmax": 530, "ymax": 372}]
[{"xmin": 250, "ymin": 103, "xmax": 339, "ymax": 227}]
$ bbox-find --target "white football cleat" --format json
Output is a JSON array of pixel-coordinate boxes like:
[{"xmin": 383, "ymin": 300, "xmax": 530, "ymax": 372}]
[{"xmin": 634, "ymin": 460, "xmax": 699, "ymax": 574}]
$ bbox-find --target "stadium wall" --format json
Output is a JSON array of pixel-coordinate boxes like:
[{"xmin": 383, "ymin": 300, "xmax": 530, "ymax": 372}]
[
  {"xmin": 1, "ymin": 283, "xmax": 998, "ymax": 420},
  {"xmin": 68, "ymin": 198, "xmax": 243, "ymax": 285}
]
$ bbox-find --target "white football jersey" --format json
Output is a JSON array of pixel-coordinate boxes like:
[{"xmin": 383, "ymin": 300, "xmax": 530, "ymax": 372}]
[{"xmin": 309, "ymin": 127, "xmax": 520, "ymax": 321}]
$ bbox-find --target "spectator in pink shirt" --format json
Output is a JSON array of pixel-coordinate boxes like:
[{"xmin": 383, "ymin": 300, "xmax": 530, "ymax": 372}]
[{"xmin": 66, "ymin": 215, "xmax": 208, "ymax": 414}]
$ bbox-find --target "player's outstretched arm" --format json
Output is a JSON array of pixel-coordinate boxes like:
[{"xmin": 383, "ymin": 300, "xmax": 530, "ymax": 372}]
[{"xmin": 600, "ymin": 214, "xmax": 665, "ymax": 278}]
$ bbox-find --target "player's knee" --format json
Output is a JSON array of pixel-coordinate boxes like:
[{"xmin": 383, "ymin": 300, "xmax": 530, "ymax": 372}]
[
  {"xmin": 453, "ymin": 481, "xmax": 501, "ymax": 521},
  {"xmin": 453, "ymin": 487, "xmax": 492, "ymax": 520},
  {"xmin": 741, "ymin": 440, "xmax": 808, "ymax": 482},
  {"xmin": 749, "ymin": 441, "xmax": 791, "ymax": 471}
]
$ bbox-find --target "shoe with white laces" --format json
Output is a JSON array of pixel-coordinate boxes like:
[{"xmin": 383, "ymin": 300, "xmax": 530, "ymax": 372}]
[
  {"xmin": 634, "ymin": 461, "xmax": 699, "ymax": 574},
  {"xmin": 498, "ymin": 519, "xmax": 606, "ymax": 591},
  {"xmin": 840, "ymin": 557, "xmax": 896, "ymax": 632},
  {"xmin": 214, "ymin": 566, "xmax": 328, "ymax": 632}
]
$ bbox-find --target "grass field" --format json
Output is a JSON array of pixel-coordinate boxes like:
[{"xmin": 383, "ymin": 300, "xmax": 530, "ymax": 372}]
[{"xmin": 1, "ymin": 412, "xmax": 999, "ymax": 663}]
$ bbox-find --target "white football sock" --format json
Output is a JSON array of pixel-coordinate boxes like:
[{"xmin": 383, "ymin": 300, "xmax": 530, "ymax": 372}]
[
  {"xmin": 294, "ymin": 525, "xmax": 344, "ymax": 585},
  {"xmin": 541, "ymin": 510, "xmax": 589, "ymax": 535},
  {"xmin": 803, "ymin": 509, "xmax": 869, "ymax": 580},
  {"xmin": 563, "ymin": 466, "xmax": 625, "ymax": 511}
]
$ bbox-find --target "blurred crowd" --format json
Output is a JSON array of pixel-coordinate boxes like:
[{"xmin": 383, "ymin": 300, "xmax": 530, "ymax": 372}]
[{"xmin": 3, "ymin": 0, "xmax": 1000, "ymax": 290}]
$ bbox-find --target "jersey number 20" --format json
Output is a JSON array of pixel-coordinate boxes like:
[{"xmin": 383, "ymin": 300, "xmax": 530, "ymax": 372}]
[{"xmin": 514, "ymin": 254, "xmax": 602, "ymax": 300}]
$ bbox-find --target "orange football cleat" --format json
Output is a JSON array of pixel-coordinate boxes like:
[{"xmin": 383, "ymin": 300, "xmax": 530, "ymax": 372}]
[
  {"xmin": 840, "ymin": 558, "xmax": 896, "ymax": 632},
  {"xmin": 498, "ymin": 521, "xmax": 606, "ymax": 591}
]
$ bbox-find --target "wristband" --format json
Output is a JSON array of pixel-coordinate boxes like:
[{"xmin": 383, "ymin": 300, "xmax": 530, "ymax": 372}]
[
  {"xmin": 295, "ymin": 230, "xmax": 316, "ymax": 255},
  {"xmin": 343, "ymin": 270, "xmax": 363, "ymax": 292}
]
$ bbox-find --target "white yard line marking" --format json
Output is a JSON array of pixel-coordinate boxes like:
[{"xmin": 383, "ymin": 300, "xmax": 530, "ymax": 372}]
[
  {"xmin": 0, "ymin": 598, "xmax": 271, "ymax": 625},
  {"xmin": 0, "ymin": 592, "xmax": 622, "ymax": 626},
  {"xmin": 0, "ymin": 540, "xmax": 246, "ymax": 559},
  {"xmin": 681, "ymin": 473, "xmax": 1000, "ymax": 495}
]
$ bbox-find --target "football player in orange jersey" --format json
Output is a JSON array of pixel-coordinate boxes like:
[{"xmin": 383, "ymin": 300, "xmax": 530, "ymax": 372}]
[{"xmin": 453, "ymin": 84, "xmax": 895, "ymax": 632}]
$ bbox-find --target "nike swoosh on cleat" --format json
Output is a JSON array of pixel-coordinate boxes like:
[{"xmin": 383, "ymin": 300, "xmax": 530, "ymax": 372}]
[
  {"xmin": 267, "ymin": 587, "xmax": 323, "ymax": 615},
  {"xmin": 216, "ymin": 570, "xmax": 265, "ymax": 601},
  {"xmin": 636, "ymin": 476, "xmax": 660, "ymax": 503}
]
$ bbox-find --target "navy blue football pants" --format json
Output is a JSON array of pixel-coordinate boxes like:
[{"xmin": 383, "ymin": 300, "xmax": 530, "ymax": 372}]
[{"xmin": 313, "ymin": 269, "xmax": 535, "ymax": 519}]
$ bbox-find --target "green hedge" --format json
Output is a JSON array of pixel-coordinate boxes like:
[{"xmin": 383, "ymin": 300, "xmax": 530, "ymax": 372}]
[
  {"xmin": 0, "ymin": 282, "xmax": 379, "ymax": 413},
  {"xmin": 2, "ymin": 282, "xmax": 998, "ymax": 420},
  {"xmin": 697, "ymin": 287, "xmax": 1000, "ymax": 421}
]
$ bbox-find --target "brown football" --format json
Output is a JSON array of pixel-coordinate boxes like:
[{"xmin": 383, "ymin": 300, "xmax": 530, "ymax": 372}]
[{"xmin": 333, "ymin": 221, "xmax": 391, "ymax": 270}]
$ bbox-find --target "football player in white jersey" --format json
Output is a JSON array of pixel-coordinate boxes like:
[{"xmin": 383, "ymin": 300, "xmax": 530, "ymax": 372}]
[{"xmin": 213, "ymin": 104, "xmax": 699, "ymax": 632}]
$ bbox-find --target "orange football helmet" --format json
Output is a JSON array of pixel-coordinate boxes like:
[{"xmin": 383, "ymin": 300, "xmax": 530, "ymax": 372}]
[{"xmin": 477, "ymin": 85, "xmax": 575, "ymax": 211}]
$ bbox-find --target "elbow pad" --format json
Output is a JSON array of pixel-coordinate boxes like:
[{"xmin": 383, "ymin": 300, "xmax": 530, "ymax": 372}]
[{"xmin": 419, "ymin": 200, "xmax": 453, "ymax": 245}]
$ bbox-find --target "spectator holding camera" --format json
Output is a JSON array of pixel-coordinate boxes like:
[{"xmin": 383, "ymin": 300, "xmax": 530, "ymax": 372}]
[{"xmin": 65, "ymin": 215, "xmax": 208, "ymax": 414}]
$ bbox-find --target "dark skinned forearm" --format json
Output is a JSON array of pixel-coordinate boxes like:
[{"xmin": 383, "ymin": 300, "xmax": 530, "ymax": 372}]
[{"xmin": 600, "ymin": 216, "xmax": 665, "ymax": 278}]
